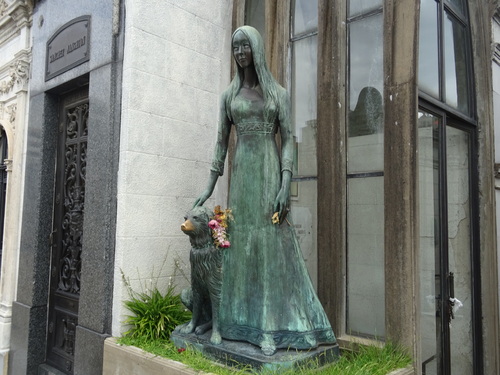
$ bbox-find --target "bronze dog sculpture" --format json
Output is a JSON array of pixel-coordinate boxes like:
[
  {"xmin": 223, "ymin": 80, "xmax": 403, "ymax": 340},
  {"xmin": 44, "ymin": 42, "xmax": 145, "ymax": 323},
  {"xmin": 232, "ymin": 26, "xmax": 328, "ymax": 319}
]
[{"xmin": 176, "ymin": 206, "xmax": 223, "ymax": 345}]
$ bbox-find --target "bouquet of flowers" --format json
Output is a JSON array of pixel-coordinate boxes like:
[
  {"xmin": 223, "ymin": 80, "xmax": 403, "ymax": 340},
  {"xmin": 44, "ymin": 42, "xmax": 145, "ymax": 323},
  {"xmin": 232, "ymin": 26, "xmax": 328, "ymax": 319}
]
[{"xmin": 208, "ymin": 206, "xmax": 233, "ymax": 249}]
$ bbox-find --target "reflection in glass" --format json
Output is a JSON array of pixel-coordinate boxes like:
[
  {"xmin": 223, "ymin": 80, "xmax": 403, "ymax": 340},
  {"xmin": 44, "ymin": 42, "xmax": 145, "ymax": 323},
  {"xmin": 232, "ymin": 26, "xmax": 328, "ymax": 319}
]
[
  {"xmin": 293, "ymin": 0, "xmax": 318, "ymax": 35},
  {"xmin": 446, "ymin": 126, "xmax": 473, "ymax": 375},
  {"xmin": 245, "ymin": 0, "xmax": 265, "ymax": 39},
  {"xmin": 347, "ymin": 177, "xmax": 385, "ymax": 337},
  {"xmin": 444, "ymin": 14, "xmax": 469, "ymax": 114},
  {"xmin": 349, "ymin": 87, "xmax": 383, "ymax": 137},
  {"xmin": 292, "ymin": 36, "xmax": 318, "ymax": 176},
  {"xmin": 348, "ymin": 0, "xmax": 382, "ymax": 18},
  {"xmin": 418, "ymin": 0, "xmax": 440, "ymax": 99},
  {"xmin": 418, "ymin": 110, "xmax": 440, "ymax": 375},
  {"xmin": 348, "ymin": 14, "xmax": 384, "ymax": 173}
]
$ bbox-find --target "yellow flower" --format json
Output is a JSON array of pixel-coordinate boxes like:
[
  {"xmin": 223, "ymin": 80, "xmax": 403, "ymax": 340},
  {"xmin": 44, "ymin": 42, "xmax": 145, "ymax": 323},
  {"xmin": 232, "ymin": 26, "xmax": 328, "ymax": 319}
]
[{"xmin": 272, "ymin": 212, "xmax": 280, "ymax": 224}]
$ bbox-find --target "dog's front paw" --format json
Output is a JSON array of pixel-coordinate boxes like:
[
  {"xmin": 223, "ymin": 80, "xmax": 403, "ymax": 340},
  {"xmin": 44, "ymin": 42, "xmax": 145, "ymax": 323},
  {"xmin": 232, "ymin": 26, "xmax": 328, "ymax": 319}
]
[
  {"xmin": 179, "ymin": 321, "xmax": 195, "ymax": 334},
  {"xmin": 194, "ymin": 321, "xmax": 212, "ymax": 335},
  {"xmin": 210, "ymin": 331, "xmax": 222, "ymax": 345}
]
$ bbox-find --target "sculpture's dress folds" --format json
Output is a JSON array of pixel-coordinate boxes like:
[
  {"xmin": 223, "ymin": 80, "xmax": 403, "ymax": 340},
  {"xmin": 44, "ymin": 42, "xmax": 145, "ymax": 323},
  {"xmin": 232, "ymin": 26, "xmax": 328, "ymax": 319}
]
[{"xmin": 212, "ymin": 92, "xmax": 336, "ymax": 350}]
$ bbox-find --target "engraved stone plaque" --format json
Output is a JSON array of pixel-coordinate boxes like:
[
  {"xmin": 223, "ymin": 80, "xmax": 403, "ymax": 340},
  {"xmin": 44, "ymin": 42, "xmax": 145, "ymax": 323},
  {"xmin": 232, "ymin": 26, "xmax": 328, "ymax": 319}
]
[{"xmin": 46, "ymin": 16, "xmax": 90, "ymax": 81}]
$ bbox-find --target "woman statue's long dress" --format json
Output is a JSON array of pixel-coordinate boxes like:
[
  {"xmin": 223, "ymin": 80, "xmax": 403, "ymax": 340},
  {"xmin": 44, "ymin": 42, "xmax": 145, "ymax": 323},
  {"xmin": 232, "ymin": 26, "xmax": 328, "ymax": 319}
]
[{"xmin": 195, "ymin": 25, "xmax": 336, "ymax": 356}]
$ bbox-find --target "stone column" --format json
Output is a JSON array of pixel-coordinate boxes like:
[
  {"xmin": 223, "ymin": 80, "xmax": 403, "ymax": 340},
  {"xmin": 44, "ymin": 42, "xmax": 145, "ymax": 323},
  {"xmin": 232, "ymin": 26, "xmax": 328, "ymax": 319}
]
[
  {"xmin": 0, "ymin": 57, "xmax": 30, "ymax": 374},
  {"xmin": 383, "ymin": 0, "xmax": 420, "ymax": 368}
]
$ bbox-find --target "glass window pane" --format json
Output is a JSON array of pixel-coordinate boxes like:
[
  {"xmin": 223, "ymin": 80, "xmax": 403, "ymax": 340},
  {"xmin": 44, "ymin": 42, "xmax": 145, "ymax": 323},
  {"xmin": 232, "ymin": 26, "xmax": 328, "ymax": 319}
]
[
  {"xmin": 291, "ymin": 34, "xmax": 318, "ymax": 287},
  {"xmin": 418, "ymin": 110, "xmax": 440, "ymax": 375},
  {"xmin": 444, "ymin": 13, "xmax": 469, "ymax": 114},
  {"xmin": 292, "ymin": 35, "xmax": 317, "ymax": 176},
  {"xmin": 349, "ymin": 0, "xmax": 382, "ymax": 18},
  {"xmin": 348, "ymin": 14, "xmax": 384, "ymax": 173},
  {"xmin": 418, "ymin": 0, "xmax": 440, "ymax": 99},
  {"xmin": 347, "ymin": 177, "xmax": 385, "ymax": 337},
  {"xmin": 293, "ymin": 0, "xmax": 318, "ymax": 35},
  {"xmin": 245, "ymin": 0, "xmax": 265, "ymax": 39},
  {"xmin": 446, "ymin": 0, "xmax": 465, "ymax": 15},
  {"xmin": 446, "ymin": 126, "xmax": 474, "ymax": 375},
  {"xmin": 290, "ymin": 180, "xmax": 318, "ymax": 288}
]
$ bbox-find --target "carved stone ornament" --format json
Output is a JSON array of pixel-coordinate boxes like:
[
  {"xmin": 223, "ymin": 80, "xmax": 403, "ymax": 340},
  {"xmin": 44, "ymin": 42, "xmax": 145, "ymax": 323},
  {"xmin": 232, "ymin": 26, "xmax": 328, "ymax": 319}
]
[
  {"xmin": 0, "ymin": 1, "xmax": 7, "ymax": 17},
  {"xmin": 4, "ymin": 159, "xmax": 12, "ymax": 172},
  {"xmin": 6, "ymin": 103, "xmax": 16, "ymax": 123},
  {"xmin": 0, "ymin": 58, "xmax": 30, "ymax": 95},
  {"xmin": 494, "ymin": 43, "xmax": 500, "ymax": 66}
]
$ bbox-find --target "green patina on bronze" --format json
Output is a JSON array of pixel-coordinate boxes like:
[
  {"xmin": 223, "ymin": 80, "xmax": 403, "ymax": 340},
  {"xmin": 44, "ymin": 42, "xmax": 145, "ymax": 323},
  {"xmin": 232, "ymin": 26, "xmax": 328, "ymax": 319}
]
[{"xmin": 194, "ymin": 25, "xmax": 336, "ymax": 356}]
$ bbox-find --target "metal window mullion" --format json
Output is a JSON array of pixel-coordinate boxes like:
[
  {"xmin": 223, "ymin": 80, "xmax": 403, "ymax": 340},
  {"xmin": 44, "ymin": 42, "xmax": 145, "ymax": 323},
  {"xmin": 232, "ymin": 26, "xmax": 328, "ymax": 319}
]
[
  {"xmin": 443, "ymin": 1, "xmax": 467, "ymax": 25},
  {"xmin": 290, "ymin": 30, "xmax": 318, "ymax": 42},
  {"xmin": 347, "ymin": 7, "xmax": 383, "ymax": 23},
  {"xmin": 438, "ymin": 118, "xmax": 452, "ymax": 375},
  {"xmin": 468, "ymin": 127, "xmax": 483, "ymax": 375},
  {"xmin": 438, "ymin": 0, "xmax": 446, "ymax": 104}
]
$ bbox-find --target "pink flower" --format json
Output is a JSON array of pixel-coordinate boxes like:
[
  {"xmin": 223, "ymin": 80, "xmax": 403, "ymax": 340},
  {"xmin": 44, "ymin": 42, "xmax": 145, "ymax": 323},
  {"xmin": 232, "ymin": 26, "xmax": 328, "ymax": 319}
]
[
  {"xmin": 208, "ymin": 219, "xmax": 220, "ymax": 229},
  {"xmin": 209, "ymin": 206, "xmax": 233, "ymax": 249}
]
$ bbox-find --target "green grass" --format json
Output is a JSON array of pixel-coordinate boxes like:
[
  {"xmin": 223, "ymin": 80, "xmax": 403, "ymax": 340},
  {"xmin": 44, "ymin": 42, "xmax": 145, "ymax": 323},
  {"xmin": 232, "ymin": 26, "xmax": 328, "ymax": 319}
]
[
  {"xmin": 117, "ymin": 336, "xmax": 412, "ymax": 375},
  {"xmin": 117, "ymin": 336, "xmax": 252, "ymax": 374}
]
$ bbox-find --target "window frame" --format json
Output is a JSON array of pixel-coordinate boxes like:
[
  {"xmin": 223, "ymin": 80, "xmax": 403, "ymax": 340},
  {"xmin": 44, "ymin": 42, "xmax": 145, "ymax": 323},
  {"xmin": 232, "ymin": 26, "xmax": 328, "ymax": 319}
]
[{"xmin": 418, "ymin": 0, "xmax": 476, "ymax": 122}]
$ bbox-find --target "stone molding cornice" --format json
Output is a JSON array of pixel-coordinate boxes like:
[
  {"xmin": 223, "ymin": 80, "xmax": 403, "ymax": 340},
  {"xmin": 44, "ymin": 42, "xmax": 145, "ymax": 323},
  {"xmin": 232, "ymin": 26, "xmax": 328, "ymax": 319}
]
[
  {"xmin": 0, "ymin": 51, "xmax": 30, "ymax": 96},
  {"xmin": 0, "ymin": 0, "xmax": 33, "ymax": 45}
]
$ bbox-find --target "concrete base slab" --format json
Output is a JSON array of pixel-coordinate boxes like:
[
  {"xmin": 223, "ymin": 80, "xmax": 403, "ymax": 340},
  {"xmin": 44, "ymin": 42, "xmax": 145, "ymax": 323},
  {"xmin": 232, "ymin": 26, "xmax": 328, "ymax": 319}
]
[
  {"xmin": 170, "ymin": 330, "xmax": 340, "ymax": 371},
  {"xmin": 103, "ymin": 338, "xmax": 204, "ymax": 375}
]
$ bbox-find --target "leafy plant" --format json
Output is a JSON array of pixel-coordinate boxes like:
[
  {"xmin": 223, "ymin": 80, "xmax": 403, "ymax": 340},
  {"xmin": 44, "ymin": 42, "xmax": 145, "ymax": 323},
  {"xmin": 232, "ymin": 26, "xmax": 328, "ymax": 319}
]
[
  {"xmin": 122, "ymin": 284, "xmax": 191, "ymax": 340},
  {"xmin": 121, "ymin": 255, "xmax": 191, "ymax": 340}
]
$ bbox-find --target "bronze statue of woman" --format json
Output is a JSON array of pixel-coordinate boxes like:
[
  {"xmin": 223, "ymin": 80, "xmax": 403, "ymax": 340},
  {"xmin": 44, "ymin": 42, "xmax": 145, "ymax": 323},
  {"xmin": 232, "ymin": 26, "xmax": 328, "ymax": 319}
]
[{"xmin": 194, "ymin": 25, "xmax": 336, "ymax": 356}]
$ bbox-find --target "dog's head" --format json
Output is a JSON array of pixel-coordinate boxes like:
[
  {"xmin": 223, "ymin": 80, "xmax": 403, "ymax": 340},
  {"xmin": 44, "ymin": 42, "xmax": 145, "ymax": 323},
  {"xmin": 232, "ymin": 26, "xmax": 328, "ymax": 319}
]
[{"xmin": 181, "ymin": 206, "xmax": 214, "ymax": 238}]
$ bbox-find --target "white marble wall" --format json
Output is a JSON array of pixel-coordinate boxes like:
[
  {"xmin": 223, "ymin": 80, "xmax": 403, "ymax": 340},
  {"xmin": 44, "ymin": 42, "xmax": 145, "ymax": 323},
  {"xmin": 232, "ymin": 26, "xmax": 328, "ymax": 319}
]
[
  {"xmin": 112, "ymin": 0, "xmax": 233, "ymax": 336},
  {"xmin": 0, "ymin": 1, "xmax": 31, "ymax": 372}
]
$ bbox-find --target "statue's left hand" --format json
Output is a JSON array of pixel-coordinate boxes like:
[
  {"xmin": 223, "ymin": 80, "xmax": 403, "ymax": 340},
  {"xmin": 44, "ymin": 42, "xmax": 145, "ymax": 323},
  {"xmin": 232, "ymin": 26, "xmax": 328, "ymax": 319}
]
[{"xmin": 273, "ymin": 187, "xmax": 290, "ymax": 224}]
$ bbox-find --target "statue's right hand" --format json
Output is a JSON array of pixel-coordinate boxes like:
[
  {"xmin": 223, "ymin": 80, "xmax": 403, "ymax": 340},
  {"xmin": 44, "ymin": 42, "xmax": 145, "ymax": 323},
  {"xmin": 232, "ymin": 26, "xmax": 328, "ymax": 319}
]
[
  {"xmin": 193, "ymin": 190, "xmax": 211, "ymax": 208},
  {"xmin": 193, "ymin": 171, "xmax": 218, "ymax": 208}
]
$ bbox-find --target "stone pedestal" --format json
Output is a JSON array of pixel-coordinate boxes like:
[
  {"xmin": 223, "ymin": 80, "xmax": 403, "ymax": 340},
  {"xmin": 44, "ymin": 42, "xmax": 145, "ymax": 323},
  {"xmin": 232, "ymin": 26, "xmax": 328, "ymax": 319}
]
[{"xmin": 170, "ymin": 330, "xmax": 340, "ymax": 372}]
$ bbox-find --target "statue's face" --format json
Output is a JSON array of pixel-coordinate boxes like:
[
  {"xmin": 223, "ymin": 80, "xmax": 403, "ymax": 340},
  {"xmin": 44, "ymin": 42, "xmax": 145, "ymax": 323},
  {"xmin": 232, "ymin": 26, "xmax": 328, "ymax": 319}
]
[{"xmin": 232, "ymin": 31, "xmax": 253, "ymax": 69}]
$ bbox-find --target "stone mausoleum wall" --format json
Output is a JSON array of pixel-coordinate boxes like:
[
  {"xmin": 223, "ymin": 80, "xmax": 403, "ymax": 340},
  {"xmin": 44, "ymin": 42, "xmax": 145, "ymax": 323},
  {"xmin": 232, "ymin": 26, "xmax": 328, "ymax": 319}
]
[
  {"xmin": 0, "ymin": 1, "xmax": 31, "ymax": 372},
  {"xmin": 112, "ymin": 0, "xmax": 233, "ymax": 336}
]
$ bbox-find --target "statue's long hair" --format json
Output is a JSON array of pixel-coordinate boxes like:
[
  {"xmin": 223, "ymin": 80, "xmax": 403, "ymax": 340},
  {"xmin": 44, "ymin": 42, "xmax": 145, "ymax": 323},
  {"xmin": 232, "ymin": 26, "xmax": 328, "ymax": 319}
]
[{"xmin": 224, "ymin": 26, "xmax": 285, "ymax": 124}]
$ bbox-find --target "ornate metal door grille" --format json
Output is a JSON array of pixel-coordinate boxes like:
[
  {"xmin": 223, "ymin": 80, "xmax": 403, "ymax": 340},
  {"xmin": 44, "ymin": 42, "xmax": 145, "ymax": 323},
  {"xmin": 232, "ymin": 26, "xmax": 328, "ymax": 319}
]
[{"xmin": 47, "ymin": 89, "xmax": 88, "ymax": 374}]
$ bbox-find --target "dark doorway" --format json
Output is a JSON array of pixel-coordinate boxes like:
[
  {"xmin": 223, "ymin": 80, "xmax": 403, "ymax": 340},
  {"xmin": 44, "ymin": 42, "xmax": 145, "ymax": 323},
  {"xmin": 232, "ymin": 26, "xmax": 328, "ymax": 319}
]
[
  {"xmin": 0, "ymin": 129, "xmax": 8, "ymax": 272},
  {"xmin": 46, "ymin": 87, "xmax": 89, "ymax": 374}
]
